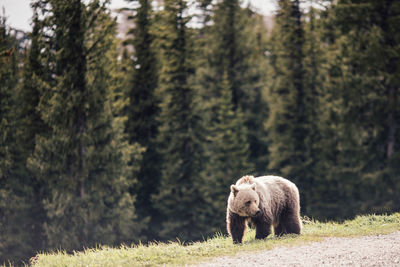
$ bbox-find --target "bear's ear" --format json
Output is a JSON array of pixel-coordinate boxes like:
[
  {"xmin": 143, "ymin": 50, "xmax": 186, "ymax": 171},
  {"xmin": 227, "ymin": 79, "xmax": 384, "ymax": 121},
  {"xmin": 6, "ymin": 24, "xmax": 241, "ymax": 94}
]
[
  {"xmin": 231, "ymin": 185, "xmax": 239, "ymax": 197},
  {"xmin": 250, "ymin": 183, "xmax": 256, "ymax": 191}
]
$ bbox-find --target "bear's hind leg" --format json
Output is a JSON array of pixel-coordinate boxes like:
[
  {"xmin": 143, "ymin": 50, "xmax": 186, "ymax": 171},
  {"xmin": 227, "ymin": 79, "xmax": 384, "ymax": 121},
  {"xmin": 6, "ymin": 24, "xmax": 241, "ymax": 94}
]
[
  {"xmin": 227, "ymin": 211, "xmax": 248, "ymax": 244},
  {"xmin": 278, "ymin": 209, "xmax": 301, "ymax": 235},
  {"xmin": 285, "ymin": 216, "xmax": 301, "ymax": 234}
]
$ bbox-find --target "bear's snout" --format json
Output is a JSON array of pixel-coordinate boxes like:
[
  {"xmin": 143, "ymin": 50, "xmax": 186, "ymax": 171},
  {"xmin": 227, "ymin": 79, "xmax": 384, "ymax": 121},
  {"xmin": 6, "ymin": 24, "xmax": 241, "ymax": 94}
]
[{"xmin": 251, "ymin": 209, "xmax": 261, "ymax": 217}]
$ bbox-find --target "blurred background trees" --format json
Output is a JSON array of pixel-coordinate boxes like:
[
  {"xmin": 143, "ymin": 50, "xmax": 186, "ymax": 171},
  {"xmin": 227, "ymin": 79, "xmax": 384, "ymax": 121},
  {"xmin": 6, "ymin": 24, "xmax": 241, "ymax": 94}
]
[{"xmin": 0, "ymin": 0, "xmax": 399, "ymax": 264}]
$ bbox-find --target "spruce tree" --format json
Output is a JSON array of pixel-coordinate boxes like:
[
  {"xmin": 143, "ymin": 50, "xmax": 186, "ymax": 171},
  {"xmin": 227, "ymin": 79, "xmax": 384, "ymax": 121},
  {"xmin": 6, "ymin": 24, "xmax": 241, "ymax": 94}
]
[
  {"xmin": 298, "ymin": 3, "xmax": 347, "ymax": 219},
  {"xmin": 125, "ymin": 0, "xmax": 160, "ymax": 239},
  {"xmin": 0, "ymin": 14, "xmax": 26, "ymax": 264},
  {"xmin": 0, "ymin": 15, "xmax": 15, "ymax": 188},
  {"xmin": 197, "ymin": 0, "xmax": 268, "ymax": 175},
  {"xmin": 13, "ymin": 3, "xmax": 49, "ymax": 255},
  {"xmin": 265, "ymin": 0, "xmax": 315, "ymax": 211},
  {"xmin": 200, "ymin": 72, "xmax": 253, "ymax": 234},
  {"xmin": 213, "ymin": 0, "xmax": 242, "ymax": 108},
  {"xmin": 326, "ymin": 0, "xmax": 400, "ymax": 214},
  {"xmin": 241, "ymin": 9, "xmax": 270, "ymax": 174},
  {"xmin": 193, "ymin": 1, "xmax": 271, "ymax": 233},
  {"xmin": 0, "ymin": 13, "xmax": 43, "ymax": 264},
  {"xmin": 153, "ymin": 0, "xmax": 208, "ymax": 241},
  {"xmin": 27, "ymin": 0, "xmax": 143, "ymax": 251}
]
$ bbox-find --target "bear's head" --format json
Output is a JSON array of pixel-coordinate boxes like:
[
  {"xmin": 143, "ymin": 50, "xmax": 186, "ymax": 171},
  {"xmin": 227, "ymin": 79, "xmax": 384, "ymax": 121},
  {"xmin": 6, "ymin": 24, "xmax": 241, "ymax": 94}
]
[{"xmin": 229, "ymin": 183, "xmax": 260, "ymax": 217}]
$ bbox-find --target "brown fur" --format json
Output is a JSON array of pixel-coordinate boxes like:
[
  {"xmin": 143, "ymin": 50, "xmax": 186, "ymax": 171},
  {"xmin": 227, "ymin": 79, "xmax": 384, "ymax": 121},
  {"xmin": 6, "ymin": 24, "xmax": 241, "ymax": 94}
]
[
  {"xmin": 227, "ymin": 175, "xmax": 302, "ymax": 244},
  {"xmin": 238, "ymin": 175, "xmax": 255, "ymax": 184}
]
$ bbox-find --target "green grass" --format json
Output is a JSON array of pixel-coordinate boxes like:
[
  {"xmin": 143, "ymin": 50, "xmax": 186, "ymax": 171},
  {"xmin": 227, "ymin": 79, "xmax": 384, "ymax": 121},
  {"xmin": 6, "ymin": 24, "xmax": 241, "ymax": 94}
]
[{"xmin": 29, "ymin": 213, "xmax": 400, "ymax": 267}]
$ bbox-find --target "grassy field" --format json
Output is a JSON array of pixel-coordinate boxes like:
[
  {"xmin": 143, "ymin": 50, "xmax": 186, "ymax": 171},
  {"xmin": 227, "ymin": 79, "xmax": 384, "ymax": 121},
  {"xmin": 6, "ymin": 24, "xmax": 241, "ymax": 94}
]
[{"xmin": 27, "ymin": 213, "xmax": 400, "ymax": 267}]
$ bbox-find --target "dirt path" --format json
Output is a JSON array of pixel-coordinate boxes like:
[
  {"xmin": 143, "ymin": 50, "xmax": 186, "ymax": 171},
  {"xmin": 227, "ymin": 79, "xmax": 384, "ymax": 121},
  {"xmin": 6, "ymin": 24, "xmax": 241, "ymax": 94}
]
[{"xmin": 192, "ymin": 231, "xmax": 400, "ymax": 267}]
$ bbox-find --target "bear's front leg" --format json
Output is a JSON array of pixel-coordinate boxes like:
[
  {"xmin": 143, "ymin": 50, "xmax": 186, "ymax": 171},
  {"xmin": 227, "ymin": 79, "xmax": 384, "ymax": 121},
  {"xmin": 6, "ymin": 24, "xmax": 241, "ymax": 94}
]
[
  {"xmin": 227, "ymin": 211, "xmax": 247, "ymax": 244},
  {"xmin": 251, "ymin": 216, "xmax": 271, "ymax": 240}
]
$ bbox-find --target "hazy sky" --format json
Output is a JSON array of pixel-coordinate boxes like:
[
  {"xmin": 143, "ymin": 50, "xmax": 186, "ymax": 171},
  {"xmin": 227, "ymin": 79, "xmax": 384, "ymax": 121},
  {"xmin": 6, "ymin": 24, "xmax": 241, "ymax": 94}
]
[{"xmin": 0, "ymin": 0, "xmax": 276, "ymax": 32}]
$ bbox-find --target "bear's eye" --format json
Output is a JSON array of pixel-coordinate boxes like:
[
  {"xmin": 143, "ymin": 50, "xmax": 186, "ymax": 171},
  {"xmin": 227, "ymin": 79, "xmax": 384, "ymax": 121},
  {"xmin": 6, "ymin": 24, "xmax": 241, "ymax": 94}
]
[{"xmin": 245, "ymin": 201, "xmax": 251, "ymax": 206}]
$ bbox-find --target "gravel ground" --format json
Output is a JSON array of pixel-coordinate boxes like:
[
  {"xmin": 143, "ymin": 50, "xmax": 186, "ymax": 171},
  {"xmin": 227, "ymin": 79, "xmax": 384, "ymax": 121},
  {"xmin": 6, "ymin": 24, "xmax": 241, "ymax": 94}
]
[{"xmin": 192, "ymin": 231, "xmax": 400, "ymax": 267}]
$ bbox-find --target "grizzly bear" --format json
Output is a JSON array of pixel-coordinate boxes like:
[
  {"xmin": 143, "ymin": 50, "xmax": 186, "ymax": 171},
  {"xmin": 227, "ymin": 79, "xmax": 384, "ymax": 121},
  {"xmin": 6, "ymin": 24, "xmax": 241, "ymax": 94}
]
[{"xmin": 226, "ymin": 175, "xmax": 302, "ymax": 244}]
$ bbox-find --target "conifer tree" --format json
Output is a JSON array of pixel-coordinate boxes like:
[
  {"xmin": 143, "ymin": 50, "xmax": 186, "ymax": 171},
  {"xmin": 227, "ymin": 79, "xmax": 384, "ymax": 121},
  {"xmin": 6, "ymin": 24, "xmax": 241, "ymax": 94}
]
[
  {"xmin": 0, "ymin": 13, "xmax": 42, "ymax": 264},
  {"xmin": 125, "ymin": 0, "xmax": 160, "ymax": 239},
  {"xmin": 299, "ymin": 3, "xmax": 345, "ymax": 218},
  {"xmin": 213, "ymin": 0, "xmax": 242, "ymax": 108},
  {"xmin": 27, "ymin": 0, "xmax": 143, "ymax": 251},
  {"xmin": 13, "ymin": 3, "xmax": 49, "ymax": 255},
  {"xmin": 197, "ymin": 0, "xmax": 268, "ymax": 175},
  {"xmin": 153, "ymin": 0, "xmax": 208, "ymax": 241},
  {"xmin": 241, "ymin": 9, "xmax": 270, "ymax": 174},
  {"xmin": 0, "ymin": 14, "xmax": 26, "ymax": 264},
  {"xmin": 0, "ymin": 15, "xmax": 15, "ymax": 190},
  {"xmin": 200, "ymin": 72, "xmax": 253, "ymax": 234},
  {"xmin": 326, "ymin": 0, "xmax": 400, "ymax": 214},
  {"xmin": 265, "ymin": 0, "xmax": 315, "ymax": 210}
]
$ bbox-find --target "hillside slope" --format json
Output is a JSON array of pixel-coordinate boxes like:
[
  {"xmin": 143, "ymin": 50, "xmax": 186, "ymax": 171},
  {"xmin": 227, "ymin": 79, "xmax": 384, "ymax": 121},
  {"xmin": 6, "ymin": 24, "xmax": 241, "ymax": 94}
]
[{"xmin": 30, "ymin": 213, "xmax": 400, "ymax": 267}]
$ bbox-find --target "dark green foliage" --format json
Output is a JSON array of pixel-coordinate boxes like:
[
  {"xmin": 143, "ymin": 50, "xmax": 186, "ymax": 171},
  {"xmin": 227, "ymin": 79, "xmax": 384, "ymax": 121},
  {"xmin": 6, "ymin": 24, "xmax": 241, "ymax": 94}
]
[
  {"xmin": 240, "ymin": 10, "xmax": 270, "ymax": 174},
  {"xmin": 297, "ymin": 5, "xmax": 331, "ymax": 218},
  {"xmin": 126, "ymin": 0, "xmax": 158, "ymax": 147},
  {"xmin": 0, "ymin": 16, "xmax": 15, "ymax": 182},
  {"xmin": 210, "ymin": 0, "xmax": 242, "ymax": 109},
  {"xmin": 26, "ymin": 0, "xmax": 144, "ymax": 252},
  {"xmin": 200, "ymin": 72, "xmax": 253, "ymax": 234},
  {"xmin": 197, "ymin": 0, "xmax": 268, "ymax": 176},
  {"xmin": 323, "ymin": 0, "xmax": 400, "ymax": 215},
  {"xmin": 194, "ymin": 0, "xmax": 270, "ymax": 234},
  {"xmin": 125, "ymin": 0, "xmax": 160, "ymax": 240},
  {"xmin": 265, "ymin": 0, "xmax": 400, "ymax": 219},
  {"xmin": 0, "ymin": 15, "xmax": 31, "ymax": 264},
  {"xmin": 15, "ymin": 4, "xmax": 50, "ymax": 256},
  {"xmin": 152, "ymin": 0, "xmax": 208, "ymax": 241},
  {"xmin": 265, "ymin": 0, "xmax": 314, "ymax": 209}
]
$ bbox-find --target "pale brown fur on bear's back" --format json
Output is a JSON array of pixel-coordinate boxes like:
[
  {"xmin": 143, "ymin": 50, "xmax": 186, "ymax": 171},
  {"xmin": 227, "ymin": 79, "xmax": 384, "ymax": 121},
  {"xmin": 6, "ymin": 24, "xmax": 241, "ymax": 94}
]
[
  {"xmin": 236, "ymin": 175, "xmax": 255, "ymax": 185},
  {"xmin": 227, "ymin": 175, "xmax": 302, "ymax": 244}
]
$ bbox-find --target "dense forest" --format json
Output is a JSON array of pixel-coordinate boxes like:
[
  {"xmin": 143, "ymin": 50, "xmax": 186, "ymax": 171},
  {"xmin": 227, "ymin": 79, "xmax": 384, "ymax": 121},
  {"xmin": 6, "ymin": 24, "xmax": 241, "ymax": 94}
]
[{"xmin": 0, "ymin": 0, "xmax": 399, "ymax": 264}]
